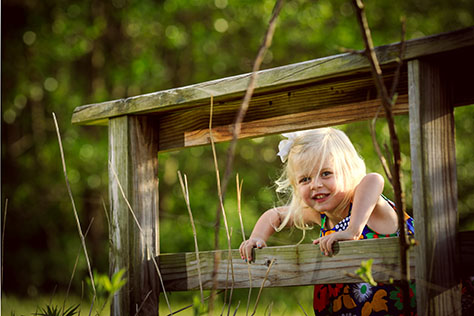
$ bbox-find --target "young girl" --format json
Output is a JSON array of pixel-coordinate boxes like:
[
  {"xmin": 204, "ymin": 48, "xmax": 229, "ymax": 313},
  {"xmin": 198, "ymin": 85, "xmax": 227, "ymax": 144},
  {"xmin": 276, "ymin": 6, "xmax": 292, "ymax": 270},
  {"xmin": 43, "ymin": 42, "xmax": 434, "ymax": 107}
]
[{"xmin": 239, "ymin": 127, "xmax": 416, "ymax": 315}]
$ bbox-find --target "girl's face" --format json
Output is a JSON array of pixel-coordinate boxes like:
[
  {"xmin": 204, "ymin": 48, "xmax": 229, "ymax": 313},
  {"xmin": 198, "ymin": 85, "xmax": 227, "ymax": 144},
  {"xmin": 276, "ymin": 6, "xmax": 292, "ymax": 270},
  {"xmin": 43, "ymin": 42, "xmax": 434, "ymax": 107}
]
[{"xmin": 295, "ymin": 158, "xmax": 346, "ymax": 214}]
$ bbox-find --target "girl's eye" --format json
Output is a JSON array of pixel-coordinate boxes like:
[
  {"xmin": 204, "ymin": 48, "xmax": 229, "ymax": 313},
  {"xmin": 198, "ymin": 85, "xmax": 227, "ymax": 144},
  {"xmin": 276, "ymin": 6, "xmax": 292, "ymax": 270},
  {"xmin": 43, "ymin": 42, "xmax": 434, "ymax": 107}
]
[
  {"xmin": 321, "ymin": 171, "xmax": 332, "ymax": 177},
  {"xmin": 299, "ymin": 176, "xmax": 311, "ymax": 184}
]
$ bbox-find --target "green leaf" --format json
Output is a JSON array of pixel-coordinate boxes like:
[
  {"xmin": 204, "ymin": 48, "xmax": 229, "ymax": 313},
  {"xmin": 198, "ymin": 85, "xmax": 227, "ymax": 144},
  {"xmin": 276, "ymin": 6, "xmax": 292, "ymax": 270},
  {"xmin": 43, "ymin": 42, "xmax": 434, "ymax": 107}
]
[{"xmin": 355, "ymin": 258, "xmax": 377, "ymax": 286}]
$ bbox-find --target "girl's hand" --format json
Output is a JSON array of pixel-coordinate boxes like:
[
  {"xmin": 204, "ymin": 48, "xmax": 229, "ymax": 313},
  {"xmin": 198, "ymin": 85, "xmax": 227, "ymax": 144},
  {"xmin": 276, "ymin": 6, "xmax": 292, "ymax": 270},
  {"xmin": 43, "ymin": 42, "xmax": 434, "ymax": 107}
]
[
  {"xmin": 239, "ymin": 237, "xmax": 267, "ymax": 262},
  {"xmin": 313, "ymin": 230, "xmax": 359, "ymax": 256}
]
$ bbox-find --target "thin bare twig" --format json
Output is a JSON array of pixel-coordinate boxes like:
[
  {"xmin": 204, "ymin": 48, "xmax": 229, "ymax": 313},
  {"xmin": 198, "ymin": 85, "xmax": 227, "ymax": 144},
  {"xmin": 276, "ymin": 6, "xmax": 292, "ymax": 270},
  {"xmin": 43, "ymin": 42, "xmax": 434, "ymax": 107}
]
[
  {"xmin": 52, "ymin": 112, "xmax": 96, "ymax": 315},
  {"xmin": 237, "ymin": 175, "xmax": 253, "ymax": 316},
  {"xmin": 108, "ymin": 160, "xmax": 173, "ymax": 315},
  {"xmin": 369, "ymin": 18, "xmax": 406, "ymax": 185},
  {"xmin": 369, "ymin": 111, "xmax": 393, "ymax": 185},
  {"xmin": 213, "ymin": 0, "xmax": 284, "ymax": 251},
  {"xmin": 251, "ymin": 258, "xmax": 276, "ymax": 316},
  {"xmin": 210, "ymin": 1, "xmax": 284, "ymax": 310},
  {"xmin": 389, "ymin": 18, "xmax": 407, "ymax": 100},
  {"xmin": 351, "ymin": 0, "xmax": 410, "ymax": 314},
  {"xmin": 177, "ymin": 171, "xmax": 205, "ymax": 304}
]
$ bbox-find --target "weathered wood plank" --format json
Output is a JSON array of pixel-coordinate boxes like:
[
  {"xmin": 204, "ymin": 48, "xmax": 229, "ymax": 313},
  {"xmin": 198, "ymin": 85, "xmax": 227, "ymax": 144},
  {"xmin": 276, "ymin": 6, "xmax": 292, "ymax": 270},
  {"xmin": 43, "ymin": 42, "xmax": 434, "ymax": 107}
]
[
  {"xmin": 409, "ymin": 58, "xmax": 461, "ymax": 316},
  {"xmin": 72, "ymin": 27, "xmax": 474, "ymax": 126},
  {"xmin": 156, "ymin": 69, "xmax": 408, "ymax": 151},
  {"xmin": 157, "ymin": 238, "xmax": 415, "ymax": 291},
  {"xmin": 109, "ymin": 116, "xmax": 161, "ymax": 315},
  {"xmin": 109, "ymin": 117, "xmax": 131, "ymax": 316},
  {"xmin": 182, "ymin": 94, "xmax": 408, "ymax": 150}
]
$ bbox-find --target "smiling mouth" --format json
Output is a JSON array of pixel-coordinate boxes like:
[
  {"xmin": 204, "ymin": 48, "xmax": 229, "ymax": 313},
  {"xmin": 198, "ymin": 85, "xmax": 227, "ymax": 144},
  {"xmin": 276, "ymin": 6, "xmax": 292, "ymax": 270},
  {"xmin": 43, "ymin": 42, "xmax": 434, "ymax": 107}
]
[{"xmin": 313, "ymin": 194, "xmax": 329, "ymax": 201}]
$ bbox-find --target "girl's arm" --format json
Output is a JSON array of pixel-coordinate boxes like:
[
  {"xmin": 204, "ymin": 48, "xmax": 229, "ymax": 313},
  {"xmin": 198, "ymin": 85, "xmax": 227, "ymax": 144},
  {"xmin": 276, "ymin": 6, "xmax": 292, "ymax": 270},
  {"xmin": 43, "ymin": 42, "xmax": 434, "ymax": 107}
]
[
  {"xmin": 347, "ymin": 172, "xmax": 396, "ymax": 237},
  {"xmin": 239, "ymin": 206, "xmax": 288, "ymax": 261},
  {"xmin": 314, "ymin": 173, "xmax": 398, "ymax": 255}
]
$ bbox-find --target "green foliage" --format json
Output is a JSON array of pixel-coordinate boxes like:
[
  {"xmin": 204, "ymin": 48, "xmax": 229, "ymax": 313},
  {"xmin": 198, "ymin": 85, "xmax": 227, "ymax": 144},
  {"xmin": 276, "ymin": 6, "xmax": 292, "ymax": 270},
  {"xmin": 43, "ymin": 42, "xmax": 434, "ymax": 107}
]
[
  {"xmin": 33, "ymin": 304, "xmax": 79, "ymax": 316},
  {"xmin": 355, "ymin": 259, "xmax": 377, "ymax": 286},
  {"xmin": 86, "ymin": 269, "xmax": 127, "ymax": 315},
  {"xmin": 2, "ymin": 0, "xmax": 474, "ymax": 298},
  {"xmin": 192, "ymin": 295, "xmax": 208, "ymax": 316}
]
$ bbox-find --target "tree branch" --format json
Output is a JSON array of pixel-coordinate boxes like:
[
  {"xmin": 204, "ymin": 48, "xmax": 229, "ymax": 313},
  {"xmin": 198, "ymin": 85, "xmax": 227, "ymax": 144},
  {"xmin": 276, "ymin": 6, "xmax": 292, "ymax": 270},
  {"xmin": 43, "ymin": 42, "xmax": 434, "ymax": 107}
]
[{"xmin": 352, "ymin": 1, "xmax": 410, "ymax": 315}]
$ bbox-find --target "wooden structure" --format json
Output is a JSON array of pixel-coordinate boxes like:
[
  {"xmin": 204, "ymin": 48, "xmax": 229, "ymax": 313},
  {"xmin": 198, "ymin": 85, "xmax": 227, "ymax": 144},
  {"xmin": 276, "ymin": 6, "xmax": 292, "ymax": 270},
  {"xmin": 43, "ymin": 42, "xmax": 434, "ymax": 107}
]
[{"xmin": 72, "ymin": 27, "xmax": 474, "ymax": 315}]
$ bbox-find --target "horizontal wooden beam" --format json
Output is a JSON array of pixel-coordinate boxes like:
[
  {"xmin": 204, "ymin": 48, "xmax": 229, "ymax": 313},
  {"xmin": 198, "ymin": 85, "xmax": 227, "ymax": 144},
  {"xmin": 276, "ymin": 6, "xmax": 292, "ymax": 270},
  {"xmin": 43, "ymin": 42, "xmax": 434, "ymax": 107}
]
[
  {"xmin": 157, "ymin": 231, "xmax": 474, "ymax": 292},
  {"xmin": 156, "ymin": 69, "xmax": 408, "ymax": 152},
  {"xmin": 181, "ymin": 94, "xmax": 409, "ymax": 149},
  {"xmin": 157, "ymin": 237, "xmax": 415, "ymax": 292},
  {"xmin": 72, "ymin": 27, "xmax": 474, "ymax": 126}
]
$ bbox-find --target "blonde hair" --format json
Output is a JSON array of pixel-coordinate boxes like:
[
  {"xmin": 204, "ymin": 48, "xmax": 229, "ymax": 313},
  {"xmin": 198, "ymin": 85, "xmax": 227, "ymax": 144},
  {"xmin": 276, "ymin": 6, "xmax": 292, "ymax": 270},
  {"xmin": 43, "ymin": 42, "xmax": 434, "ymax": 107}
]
[{"xmin": 275, "ymin": 127, "xmax": 366, "ymax": 231}]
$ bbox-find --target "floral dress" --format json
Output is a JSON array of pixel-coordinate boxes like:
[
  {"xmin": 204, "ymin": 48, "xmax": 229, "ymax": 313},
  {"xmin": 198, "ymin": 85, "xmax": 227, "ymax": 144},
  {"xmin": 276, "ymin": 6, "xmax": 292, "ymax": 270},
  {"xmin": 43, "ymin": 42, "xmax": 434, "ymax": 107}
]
[{"xmin": 313, "ymin": 195, "xmax": 416, "ymax": 316}]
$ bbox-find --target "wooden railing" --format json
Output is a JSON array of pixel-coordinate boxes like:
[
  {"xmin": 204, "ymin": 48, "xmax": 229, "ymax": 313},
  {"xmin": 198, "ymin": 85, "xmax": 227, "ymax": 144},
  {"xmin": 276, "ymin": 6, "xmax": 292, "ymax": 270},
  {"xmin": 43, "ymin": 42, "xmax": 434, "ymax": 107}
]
[{"xmin": 72, "ymin": 27, "xmax": 474, "ymax": 315}]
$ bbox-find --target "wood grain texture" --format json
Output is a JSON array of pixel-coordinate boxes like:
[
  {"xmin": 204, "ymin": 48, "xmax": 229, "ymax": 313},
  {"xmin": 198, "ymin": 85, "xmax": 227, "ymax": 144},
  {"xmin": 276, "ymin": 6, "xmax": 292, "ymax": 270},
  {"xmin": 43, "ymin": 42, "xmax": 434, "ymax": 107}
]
[
  {"xmin": 108, "ymin": 117, "xmax": 130, "ymax": 316},
  {"xmin": 157, "ymin": 238, "xmax": 415, "ymax": 291},
  {"xmin": 109, "ymin": 116, "xmax": 160, "ymax": 316},
  {"xmin": 72, "ymin": 27, "xmax": 474, "ymax": 126},
  {"xmin": 156, "ymin": 70, "xmax": 408, "ymax": 151},
  {"xmin": 409, "ymin": 59, "xmax": 461, "ymax": 316},
  {"xmin": 182, "ymin": 94, "xmax": 409, "ymax": 149}
]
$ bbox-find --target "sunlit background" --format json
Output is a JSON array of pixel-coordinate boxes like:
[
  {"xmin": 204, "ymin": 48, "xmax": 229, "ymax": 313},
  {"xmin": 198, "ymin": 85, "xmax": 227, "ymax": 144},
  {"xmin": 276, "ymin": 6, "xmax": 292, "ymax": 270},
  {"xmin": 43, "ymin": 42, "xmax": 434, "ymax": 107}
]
[{"xmin": 2, "ymin": 0, "xmax": 474, "ymax": 314}]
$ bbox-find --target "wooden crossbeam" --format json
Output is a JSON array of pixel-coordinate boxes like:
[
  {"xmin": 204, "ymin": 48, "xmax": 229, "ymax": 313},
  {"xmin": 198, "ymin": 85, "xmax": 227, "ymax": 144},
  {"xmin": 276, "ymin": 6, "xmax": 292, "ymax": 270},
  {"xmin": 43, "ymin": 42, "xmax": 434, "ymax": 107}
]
[
  {"xmin": 157, "ymin": 237, "xmax": 415, "ymax": 292},
  {"xmin": 157, "ymin": 232, "xmax": 474, "ymax": 292},
  {"xmin": 72, "ymin": 26, "xmax": 474, "ymax": 127}
]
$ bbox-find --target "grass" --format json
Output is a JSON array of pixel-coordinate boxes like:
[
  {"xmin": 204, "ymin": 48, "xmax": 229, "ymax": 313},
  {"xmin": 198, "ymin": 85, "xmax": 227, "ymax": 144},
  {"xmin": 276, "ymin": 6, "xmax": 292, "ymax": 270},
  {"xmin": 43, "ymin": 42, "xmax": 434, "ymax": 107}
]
[
  {"xmin": 2, "ymin": 294, "xmax": 109, "ymax": 316},
  {"xmin": 2, "ymin": 287, "xmax": 313, "ymax": 316},
  {"xmin": 158, "ymin": 287, "xmax": 314, "ymax": 316}
]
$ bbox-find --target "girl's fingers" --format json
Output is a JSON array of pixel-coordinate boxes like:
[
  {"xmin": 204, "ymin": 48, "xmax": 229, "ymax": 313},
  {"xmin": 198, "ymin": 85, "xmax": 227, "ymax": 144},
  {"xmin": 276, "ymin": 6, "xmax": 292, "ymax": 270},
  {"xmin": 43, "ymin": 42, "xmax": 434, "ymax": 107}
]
[{"xmin": 239, "ymin": 239, "xmax": 267, "ymax": 262}]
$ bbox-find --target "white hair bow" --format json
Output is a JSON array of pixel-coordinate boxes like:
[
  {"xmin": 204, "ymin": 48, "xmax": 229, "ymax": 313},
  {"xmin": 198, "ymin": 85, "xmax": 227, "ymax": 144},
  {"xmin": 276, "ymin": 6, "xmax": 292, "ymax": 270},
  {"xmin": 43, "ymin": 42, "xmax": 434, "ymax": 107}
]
[{"xmin": 277, "ymin": 132, "xmax": 303, "ymax": 163}]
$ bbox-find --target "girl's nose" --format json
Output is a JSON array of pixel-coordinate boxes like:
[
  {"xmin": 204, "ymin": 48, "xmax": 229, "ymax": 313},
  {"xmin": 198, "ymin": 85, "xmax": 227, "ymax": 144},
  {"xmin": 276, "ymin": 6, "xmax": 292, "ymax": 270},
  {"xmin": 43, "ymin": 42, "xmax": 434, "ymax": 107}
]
[{"xmin": 311, "ymin": 177, "xmax": 323, "ymax": 189}]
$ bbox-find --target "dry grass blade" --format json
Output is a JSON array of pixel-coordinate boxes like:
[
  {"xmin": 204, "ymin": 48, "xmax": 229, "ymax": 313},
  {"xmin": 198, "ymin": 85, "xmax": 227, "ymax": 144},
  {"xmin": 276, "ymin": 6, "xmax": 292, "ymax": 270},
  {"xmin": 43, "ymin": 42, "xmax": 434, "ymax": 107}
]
[
  {"xmin": 265, "ymin": 301, "xmax": 273, "ymax": 316},
  {"xmin": 296, "ymin": 300, "xmax": 308, "ymax": 316},
  {"xmin": 236, "ymin": 175, "xmax": 252, "ymax": 316},
  {"xmin": 177, "ymin": 171, "xmax": 205, "ymax": 304},
  {"xmin": 251, "ymin": 258, "xmax": 276, "ymax": 316},
  {"xmin": 52, "ymin": 112, "xmax": 97, "ymax": 315},
  {"xmin": 101, "ymin": 198, "xmax": 114, "ymax": 248},
  {"xmin": 2, "ymin": 198, "xmax": 7, "ymax": 289},
  {"xmin": 134, "ymin": 290, "xmax": 153, "ymax": 316},
  {"xmin": 208, "ymin": 96, "xmax": 236, "ymax": 316},
  {"xmin": 164, "ymin": 290, "xmax": 225, "ymax": 316},
  {"xmin": 63, "ymin": 218, "xmax": 94, "ymax": 315},
  {"xmin": 108, "ymin": 160, "xmax": 173, "ymax": 315},
  {"xmin": 232, "ymin": 300, "xmax": 241, "ymax": 316}
]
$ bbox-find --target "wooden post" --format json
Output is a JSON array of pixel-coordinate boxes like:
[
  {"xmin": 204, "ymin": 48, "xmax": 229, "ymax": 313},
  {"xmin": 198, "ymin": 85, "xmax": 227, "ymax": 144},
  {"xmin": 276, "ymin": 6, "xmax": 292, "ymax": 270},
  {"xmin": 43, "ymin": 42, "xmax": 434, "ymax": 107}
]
[
  {"xmin": 409, "ymin": 59, "xmax": 461, "ymax": 315},
  {"xmin": 109, "ymin": 116, "xmax": 160, "ymax": 315}
]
